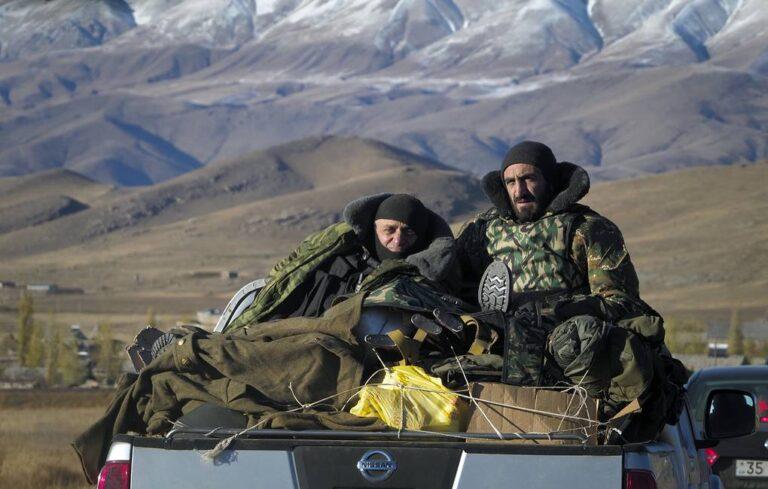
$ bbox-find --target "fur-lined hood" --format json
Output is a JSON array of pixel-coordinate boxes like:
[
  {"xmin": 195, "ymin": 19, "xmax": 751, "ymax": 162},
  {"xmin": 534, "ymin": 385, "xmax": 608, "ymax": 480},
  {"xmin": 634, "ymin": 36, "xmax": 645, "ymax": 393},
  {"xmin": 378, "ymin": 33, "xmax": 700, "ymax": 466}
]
[
  {"xmin": 342, "ymin": 193, "xmax": 455, "ymax": 282},
  {"xmin": 481, "ymin": 162, "xmax": 591, "ymax": 220}
]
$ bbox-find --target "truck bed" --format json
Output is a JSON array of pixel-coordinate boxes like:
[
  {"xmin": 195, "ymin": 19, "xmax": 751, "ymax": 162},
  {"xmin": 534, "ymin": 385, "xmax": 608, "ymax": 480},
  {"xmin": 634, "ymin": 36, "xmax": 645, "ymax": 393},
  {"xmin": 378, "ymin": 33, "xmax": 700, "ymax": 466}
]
[{"xmin": 115, "ymin": 431, "xmax": 625, "ymax": 489}]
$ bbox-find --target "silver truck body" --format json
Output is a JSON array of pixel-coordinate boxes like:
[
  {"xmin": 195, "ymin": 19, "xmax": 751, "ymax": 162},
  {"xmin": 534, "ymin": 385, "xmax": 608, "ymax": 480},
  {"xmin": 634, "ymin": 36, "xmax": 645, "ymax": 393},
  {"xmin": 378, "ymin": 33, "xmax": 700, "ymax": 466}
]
[{"xmin": 104, "ymin": 399, "xmax": 720, "ymax": 489}]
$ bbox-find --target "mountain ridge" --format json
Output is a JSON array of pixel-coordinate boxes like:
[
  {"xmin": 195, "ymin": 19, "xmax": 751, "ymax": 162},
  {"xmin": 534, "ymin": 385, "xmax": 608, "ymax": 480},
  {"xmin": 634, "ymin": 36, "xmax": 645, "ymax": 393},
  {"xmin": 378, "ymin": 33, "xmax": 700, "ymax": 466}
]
[
  {"xmin": 0, "ymin": 136, "xmax": 482, "ymax": 258},
  {"xmin": 0, "ymin": 0, "xmax": 766, "ymax": 185}
]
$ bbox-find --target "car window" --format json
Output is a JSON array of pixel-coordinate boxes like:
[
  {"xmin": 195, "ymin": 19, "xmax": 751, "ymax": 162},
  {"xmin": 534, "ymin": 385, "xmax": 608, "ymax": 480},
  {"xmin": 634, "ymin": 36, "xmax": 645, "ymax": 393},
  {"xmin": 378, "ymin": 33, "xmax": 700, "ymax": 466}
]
[{"xmin": 687, "ymin": 379, "xmax": 766, "ymax": 434}]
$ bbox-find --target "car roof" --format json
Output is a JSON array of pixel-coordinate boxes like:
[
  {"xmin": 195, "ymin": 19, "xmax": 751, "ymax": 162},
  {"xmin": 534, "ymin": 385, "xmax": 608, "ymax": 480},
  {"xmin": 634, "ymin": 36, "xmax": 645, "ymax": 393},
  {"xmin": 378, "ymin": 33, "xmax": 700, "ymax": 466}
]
[{"xmin": 689, "ymin": 365, "xmax": 768, "ymax": 384}]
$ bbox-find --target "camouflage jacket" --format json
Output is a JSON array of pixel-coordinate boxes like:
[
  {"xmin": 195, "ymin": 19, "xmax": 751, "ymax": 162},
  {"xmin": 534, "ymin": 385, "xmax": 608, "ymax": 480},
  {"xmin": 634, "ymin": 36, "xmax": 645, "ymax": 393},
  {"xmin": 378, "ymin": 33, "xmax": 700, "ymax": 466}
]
[
  {"xmin": 456, "ymin": 162, "xmax": 658, "ymax": 323},
  {"xmin": 226, "ymin": 194, "xmax": 457, "ymax": 332}
]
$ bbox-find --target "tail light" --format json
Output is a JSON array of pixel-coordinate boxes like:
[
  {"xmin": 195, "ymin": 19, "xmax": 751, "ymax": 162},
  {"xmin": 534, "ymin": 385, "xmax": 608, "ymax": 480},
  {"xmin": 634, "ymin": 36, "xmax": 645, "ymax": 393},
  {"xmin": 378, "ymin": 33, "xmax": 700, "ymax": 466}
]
[
  {"xmin": 625, "ymin": 469, "xmax": 657, "ymax": 489},
  {"xmin": 97, "ymin": 461, "xmax": 130, "ymax": 489},
  {"xmin": 704, "ymin": 447, "xmax": 719, "ymax": 466},
  {"xmin": 758, "ymin": 400, "xmax": 768, "ymax": 423}
]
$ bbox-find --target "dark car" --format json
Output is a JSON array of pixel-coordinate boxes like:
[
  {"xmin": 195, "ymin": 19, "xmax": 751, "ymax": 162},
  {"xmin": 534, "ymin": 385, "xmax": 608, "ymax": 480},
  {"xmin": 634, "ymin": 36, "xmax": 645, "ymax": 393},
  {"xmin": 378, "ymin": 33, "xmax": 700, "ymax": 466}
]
[{"xmin": 688, "ymin": 365, "xmax": 768, "ymax": 489}]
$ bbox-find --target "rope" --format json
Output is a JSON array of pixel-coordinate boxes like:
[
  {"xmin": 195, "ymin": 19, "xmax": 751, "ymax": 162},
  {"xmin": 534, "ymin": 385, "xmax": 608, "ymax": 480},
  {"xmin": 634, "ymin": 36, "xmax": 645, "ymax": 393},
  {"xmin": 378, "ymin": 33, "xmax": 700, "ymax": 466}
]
[
  {"xmin": 288, "ymin": 381, "xmax": 312, "ymax": 410},
  {"xmin": 449, "ymin": 346, "xmax": 503, "ymax": 439},
  {"xmin": 200, "ymin": 381, "xmax": 375, "ymax": 462},
  {"xmin": 199, "ymin": 359, "xmax": 611, "ymax": 461},
  {"xmin": 199, "ymin": 377, "xmax": 608, "ymax": 462},
  {"xmin": 555, "ymin": 365, "xmax": 594, "ymax": 433}
]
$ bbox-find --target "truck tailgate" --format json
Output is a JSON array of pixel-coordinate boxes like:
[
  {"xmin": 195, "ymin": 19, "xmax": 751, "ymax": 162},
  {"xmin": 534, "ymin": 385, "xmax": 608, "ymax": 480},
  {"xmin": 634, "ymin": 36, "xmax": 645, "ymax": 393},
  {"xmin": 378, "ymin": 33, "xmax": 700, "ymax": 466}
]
[{"xmin": 127, "ymin": 437, "xmax": 623, "ymax": 489}]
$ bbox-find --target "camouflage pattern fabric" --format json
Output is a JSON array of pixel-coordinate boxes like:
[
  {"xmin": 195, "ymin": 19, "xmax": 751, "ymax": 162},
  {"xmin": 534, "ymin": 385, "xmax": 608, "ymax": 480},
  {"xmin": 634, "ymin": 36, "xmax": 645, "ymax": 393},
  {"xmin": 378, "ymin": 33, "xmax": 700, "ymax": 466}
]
[
  {"xmin": 544, "ymin": 314, "xmax": 656, "ymax": 412},
  {"xmin": 363, "ymin": 275, "xmax": 461, "ymax": 313},
  {"xmin": 570, "ymin": 210, "xmax": 651, "ymax": 320},
  {"xmin": 455, "ymin": 173, "xmax": 677, "ymax": 440},
  {"xmin": 501, "ymin": 303, "xmax": 562, "ymax": 386},
  {"xmin": 357, "ymin": 259, "xmax": 464, "ymax": 315},
  {"xmin": 226, "ymin": 222, "xmax": 359, "ymax": 331},
  {"xmin": 458, "ymin": 205, "xmax": 656, "ymax": 323},
  {"xmin": 485, "ymin": 211, "xmax": 586, "ymax": 294}
]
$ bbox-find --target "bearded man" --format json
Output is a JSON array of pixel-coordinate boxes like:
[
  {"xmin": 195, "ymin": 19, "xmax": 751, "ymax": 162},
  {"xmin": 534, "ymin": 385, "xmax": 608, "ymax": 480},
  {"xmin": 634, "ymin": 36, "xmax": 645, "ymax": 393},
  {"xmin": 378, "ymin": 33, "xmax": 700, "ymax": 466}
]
[
  {"xmin": 454, "ymin": 141, "xmax": 690, "ymax": 438},
  {"xmin": 456, "ymin": 140, "xmax": 656, "ymax": 321}
]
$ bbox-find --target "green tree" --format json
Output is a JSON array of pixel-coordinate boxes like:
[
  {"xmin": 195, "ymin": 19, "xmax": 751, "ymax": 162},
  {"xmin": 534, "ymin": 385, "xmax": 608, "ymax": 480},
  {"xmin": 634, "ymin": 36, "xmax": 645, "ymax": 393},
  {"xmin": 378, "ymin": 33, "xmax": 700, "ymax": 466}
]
[
  {"xmin": 17, "ymin": 293, "xmax": 34, "ymax": 365},
  {"xmin": 45, "ymin": 326, "xmax": 61, "ymax": 386},
  {"xmin": 25, "ymin": 320, "xmax": 45, "ymax": 367},
  {"xmin": 664, "ymin": 316, "xmax": 707, "ymax": 354},
  {"xmin": 728, "ymin": 308, "xmax": 745, "ymax": 356},
  {"xmin": 97, "ymin": 324, "xmax": 122, "ymax": 385}
]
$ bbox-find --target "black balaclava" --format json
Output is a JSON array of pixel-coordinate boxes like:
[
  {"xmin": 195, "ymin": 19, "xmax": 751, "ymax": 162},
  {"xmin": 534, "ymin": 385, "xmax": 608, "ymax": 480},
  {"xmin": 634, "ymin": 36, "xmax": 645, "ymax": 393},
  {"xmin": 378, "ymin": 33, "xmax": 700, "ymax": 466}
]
[
  {"xmin": 373, "ymin": 194, "xmax": 429, "ymax": 260},
  {"xmin": 501, "ymin": 140, "xmax": 557, "ymax": 184}
]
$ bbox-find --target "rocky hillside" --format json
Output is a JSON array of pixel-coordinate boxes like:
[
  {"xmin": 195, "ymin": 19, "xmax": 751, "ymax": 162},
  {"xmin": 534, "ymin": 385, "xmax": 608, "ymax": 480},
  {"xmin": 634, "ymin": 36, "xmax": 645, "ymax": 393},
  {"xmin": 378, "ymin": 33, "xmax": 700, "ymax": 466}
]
[{"xmin": 0, "ymin": 0, "xmax": 765, "ymax": 184}]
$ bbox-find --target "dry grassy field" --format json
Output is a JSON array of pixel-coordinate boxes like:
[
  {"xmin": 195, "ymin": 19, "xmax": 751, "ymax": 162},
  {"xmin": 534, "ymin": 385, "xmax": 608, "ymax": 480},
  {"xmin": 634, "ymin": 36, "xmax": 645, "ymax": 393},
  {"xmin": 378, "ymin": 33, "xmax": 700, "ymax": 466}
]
[{"xmin": 0, "ymin": 390, "xmax": 113, "ymax": 489}]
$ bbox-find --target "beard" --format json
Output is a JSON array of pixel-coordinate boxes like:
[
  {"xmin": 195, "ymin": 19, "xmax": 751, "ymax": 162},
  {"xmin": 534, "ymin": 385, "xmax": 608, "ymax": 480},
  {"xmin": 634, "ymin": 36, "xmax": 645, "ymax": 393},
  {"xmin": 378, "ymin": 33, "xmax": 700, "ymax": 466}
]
[
  {"xmin": 512, "ymin": 200, "xmax": 544, "ymax": 222},
  {"xmin": 511, "ymin": 184, "xmax": 551, "ymax": 222}
]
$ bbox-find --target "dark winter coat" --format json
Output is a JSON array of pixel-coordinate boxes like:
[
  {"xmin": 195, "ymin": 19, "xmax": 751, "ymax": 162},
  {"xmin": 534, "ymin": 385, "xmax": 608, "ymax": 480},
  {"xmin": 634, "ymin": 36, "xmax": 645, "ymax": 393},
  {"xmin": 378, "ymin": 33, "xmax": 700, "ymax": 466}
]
[{"xmin": 226, "ymin": 193, "xmax": 457, "ymax": 332}]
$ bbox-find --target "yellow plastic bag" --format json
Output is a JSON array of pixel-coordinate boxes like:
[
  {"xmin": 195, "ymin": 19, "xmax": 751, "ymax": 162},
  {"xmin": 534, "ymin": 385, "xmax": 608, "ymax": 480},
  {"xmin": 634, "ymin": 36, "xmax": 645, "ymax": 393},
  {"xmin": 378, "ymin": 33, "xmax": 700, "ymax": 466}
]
[{"xmin": 350, "ymin": 365, "xmax": 467, "ymax": 432}]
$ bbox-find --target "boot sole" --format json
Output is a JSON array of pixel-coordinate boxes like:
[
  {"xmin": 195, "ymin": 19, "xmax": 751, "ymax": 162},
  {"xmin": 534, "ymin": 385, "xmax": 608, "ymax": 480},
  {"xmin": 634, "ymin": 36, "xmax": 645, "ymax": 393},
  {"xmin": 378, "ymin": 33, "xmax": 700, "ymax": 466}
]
[{"xmin": 478, "ymin": 261, "xmax": 511, "ymax": 312}]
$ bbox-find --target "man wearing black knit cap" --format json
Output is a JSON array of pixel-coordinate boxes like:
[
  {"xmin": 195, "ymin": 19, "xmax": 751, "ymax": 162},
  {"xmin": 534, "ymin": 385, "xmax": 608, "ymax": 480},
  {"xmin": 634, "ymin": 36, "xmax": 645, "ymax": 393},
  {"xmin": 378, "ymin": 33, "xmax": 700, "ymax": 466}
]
[
  {"xmin": 498, "ymin": 140, "xmax": 557, "ymax": 223},
  {"xmin": 373, "ymin": 194, "xmax": 429, "ymax": 260},
  {"xmin": 456, "ymin": 140, "xmax": 659, "ymax": 322},
  {"xmin": 226, "ymin": 193, "xmax": 456, "ymax": 330},
  {"xmin": 455, "ymin": 143, "xmax": 684, "ymax": 441}
]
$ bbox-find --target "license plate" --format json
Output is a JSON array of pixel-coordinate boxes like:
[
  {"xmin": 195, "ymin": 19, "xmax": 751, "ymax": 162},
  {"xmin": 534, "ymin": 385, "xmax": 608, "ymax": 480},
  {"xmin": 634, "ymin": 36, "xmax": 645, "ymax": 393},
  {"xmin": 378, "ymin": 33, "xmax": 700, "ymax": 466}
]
[{"xmin": 736, "ymin": 459, "xmax": 768, "ymax": 477}]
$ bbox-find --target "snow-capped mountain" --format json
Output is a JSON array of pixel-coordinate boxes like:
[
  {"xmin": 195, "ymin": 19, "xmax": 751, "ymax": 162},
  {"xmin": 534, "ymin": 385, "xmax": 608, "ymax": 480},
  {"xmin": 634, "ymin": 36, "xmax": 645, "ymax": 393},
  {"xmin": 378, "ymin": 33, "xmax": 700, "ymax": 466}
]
[
  {"xmin": 0, "ymin": 0, "xmax": 765, "ymax": 185},
  {"xmin": 0, "ymin": 0, "xmax": 135, "ymax": 60}
]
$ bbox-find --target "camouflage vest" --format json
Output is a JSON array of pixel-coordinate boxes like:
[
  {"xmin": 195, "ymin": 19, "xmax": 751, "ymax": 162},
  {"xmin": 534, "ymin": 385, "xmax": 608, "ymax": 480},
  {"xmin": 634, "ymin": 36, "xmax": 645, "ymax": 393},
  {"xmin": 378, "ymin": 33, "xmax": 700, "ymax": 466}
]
[{"xmin": 484, "ymin": 211, "xmax": 587, "ymax": 296}]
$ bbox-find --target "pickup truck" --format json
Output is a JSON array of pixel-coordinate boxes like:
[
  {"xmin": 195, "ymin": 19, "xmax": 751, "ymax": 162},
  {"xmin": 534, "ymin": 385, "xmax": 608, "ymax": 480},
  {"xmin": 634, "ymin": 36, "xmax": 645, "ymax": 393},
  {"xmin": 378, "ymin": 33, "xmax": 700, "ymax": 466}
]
[
  {"xmin": 95, "ymin": 282, "xmax": 755, "ymax": 489},
  {"xmin": 96, "ymin": 389, "xmax": 755, "ymax": 489}
]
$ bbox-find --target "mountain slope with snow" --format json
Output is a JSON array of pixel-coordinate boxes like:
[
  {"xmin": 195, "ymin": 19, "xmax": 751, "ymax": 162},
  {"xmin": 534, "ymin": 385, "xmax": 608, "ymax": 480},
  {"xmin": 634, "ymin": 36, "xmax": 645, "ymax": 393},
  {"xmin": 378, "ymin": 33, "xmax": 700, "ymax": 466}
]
[
  {"xmin": 0, "ymin": 0, "xmax": 765, "ymax": 184},
  {"xmin": 0, "ymin": 0, "xmax": 136, "ymax": 60}
]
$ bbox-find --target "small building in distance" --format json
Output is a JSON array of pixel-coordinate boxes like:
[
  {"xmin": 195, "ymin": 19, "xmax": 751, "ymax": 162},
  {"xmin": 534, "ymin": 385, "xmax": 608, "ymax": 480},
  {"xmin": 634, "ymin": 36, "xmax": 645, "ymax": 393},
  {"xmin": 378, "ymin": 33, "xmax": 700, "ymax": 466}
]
[
  {"xmin": 26, "ymin": 283, "xmax": 59, "ymax": 294},
  {"xmin": 708, "ymin": 341, "xmax": 728, "ymax": 358},
  {"xmin": 0, "ymin": 366, "xmax": 43, "ymax": 389},
  {"xmin": 24, "ymin": 283, "xmax": 83, "ymax": 295}
]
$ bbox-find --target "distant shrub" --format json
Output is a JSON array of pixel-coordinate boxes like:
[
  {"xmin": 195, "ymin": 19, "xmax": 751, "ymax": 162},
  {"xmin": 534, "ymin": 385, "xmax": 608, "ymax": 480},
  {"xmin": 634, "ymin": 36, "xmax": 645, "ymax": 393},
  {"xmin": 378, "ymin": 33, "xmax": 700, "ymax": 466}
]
[{"xmin": 665, "ymin": 316, "xmax": 707, "ymax": 354}]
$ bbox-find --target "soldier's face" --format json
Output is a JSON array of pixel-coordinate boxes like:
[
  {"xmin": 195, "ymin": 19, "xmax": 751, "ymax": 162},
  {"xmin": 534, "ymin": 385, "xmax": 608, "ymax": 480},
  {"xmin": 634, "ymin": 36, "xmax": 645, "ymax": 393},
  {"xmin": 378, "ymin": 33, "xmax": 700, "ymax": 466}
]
[
  {"xmin": 375, "ymin": 219, "xmax": 419, "ymax": 253},
  {"xmin": 503, "ymin": 164, "xmax": 550, "ymax": 222}
]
